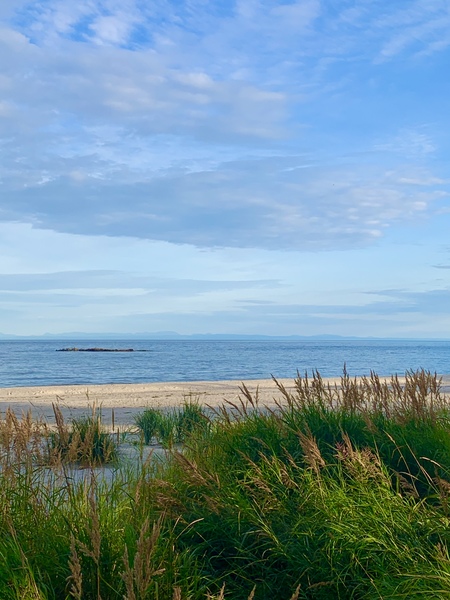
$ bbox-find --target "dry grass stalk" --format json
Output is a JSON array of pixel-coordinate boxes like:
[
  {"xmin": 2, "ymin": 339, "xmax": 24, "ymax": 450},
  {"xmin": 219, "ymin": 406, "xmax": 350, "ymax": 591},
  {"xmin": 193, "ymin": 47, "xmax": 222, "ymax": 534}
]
[
  {"xmin": 49, "ymin": 403, "xmax": 116, "ymax": 466},
  {"xmin": 74, "ymin": 484, "xmax": 103, "ymax": 600},
  {"xmin": 255, "ymin": 451, "xmax": 299, "ymax": 491},
  {"xmin": 172, "ymin": 587, "xmax": 182, "ymax": 600},
  {"xmin": 122, "ymin": 517, "xmax": 165, "ymax": 600},
  {"xmin": 247, "ymin": 585, "xmax": 256, "ymax": 600},
  {"xmin": 335, "ymin": 433, "xmax": 386, "ymax": 484},
  {"xmin": 298, "ymin": 430, "xmax": 325, "ymax": 474},
  {"xmin": 173, "ymin": 451, "xmax": 223, "ymax": 513},
  {"xmin": 53, "ymin": 403, "xmax": 69, "ymax": 447},
  {"xmin": 244, "ymin": 465, "xmax": 274, "ymax": 497},
  {"xmin": 207, "ymin": 583, "xmax": 226, "ymax": 600},
  {"xmin": 396, "ymin": 473, "xmax": 419, "ymax": 498},
  {"xmin": 153, "ymin": 479, "xmax": 186, "ymax": 516},
  {"xmin": 238, "ymin": 383, "xmax": 259, "ymax": 410},
  {"xmin": 206, "ymin": 585, "xmax": 259, "ymax": 600},
  {"xmin": 89, "ymin": 489, "xmax": 102, "ymax": 566},
  {"xmin": 67, "ymin": 535, "xmax": 83, "ymax": 600},
  {"xmin": 0, "ymin": 408, "xmax": 49, "ymax": 467},
  {"xmin": 434, "ymin": 477, "xmax": 450, "ymax": 497},
  {"xmin": 289, "ymin": 584, "xmax": 301, "ymax": 600},
  {"xmin": 174, "ymin": 451, "xmax": 220, "ymax": 489},
  {"xmin": 276, "ymin": 368, "xmax": 447, "ymax": 424}
]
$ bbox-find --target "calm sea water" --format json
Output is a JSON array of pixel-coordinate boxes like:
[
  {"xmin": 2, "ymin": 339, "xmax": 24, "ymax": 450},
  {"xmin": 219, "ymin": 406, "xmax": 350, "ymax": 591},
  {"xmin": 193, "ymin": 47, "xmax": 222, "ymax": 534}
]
[{"xmin": 0, "ymin": 339, "xmax": 449, "ymax": 388}]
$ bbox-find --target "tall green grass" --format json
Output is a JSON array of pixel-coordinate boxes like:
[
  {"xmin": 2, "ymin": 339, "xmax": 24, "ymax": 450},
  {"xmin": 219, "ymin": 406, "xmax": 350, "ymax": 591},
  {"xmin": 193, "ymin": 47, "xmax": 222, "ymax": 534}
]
[
  {"xmin": 135, "ymin": 400, "xmax": 210, "ymax": 448},
  {"xmin": 1, "ymin": 369, "xmax": 450, "ymax": 598}
]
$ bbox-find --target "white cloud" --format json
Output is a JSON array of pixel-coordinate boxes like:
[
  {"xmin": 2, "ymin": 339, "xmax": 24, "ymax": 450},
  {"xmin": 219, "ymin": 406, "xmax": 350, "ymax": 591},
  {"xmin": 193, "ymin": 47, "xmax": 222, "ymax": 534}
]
[{"xmin": 89, "ymin": 13, "xmax": 136, "ymax": 46}]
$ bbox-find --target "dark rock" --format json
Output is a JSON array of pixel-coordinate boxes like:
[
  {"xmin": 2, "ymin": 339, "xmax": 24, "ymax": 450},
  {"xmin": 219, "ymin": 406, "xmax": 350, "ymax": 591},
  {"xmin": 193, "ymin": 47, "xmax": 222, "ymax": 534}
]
[{"xmin": 57, "ymin": 347, "xmax": 136, "ymax": 352}]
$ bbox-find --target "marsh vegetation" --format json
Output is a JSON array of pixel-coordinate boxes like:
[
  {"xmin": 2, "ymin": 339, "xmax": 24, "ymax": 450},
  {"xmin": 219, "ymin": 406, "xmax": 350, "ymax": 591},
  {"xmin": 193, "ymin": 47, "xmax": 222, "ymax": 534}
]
[{"xmin": 1, "ymin": 369, "xmax": 450, "ymax": 599}]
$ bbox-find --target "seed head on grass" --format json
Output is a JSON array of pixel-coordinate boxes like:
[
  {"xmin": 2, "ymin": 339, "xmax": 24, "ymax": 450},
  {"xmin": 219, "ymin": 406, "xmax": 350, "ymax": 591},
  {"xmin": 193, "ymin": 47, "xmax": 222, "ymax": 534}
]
[
  {"xmin": 67, "ymin": 536, "xmax": 83, "ymax": 600},
  {"xmin": 172, "ymin": 587, "xmax": 182, "ymax": 600},
  {"xmin": 298, "ymin": 430, "xmax": 325, "ymax": 474},
  {"xmin": 122, "ymin": 517, "xmax": 165, "ymax": 600},
  {"xmin": 335, "ymin": 433, "xmax": 387, "ymax": 485}
]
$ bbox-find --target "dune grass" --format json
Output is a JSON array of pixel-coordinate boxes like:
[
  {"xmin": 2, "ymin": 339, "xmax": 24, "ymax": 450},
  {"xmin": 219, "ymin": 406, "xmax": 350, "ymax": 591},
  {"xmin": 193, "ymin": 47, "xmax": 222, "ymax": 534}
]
[
  {"xmin": 49, "ymin": 404, "xmax": 117, "ymax": 466},
  {"xmin": 135, "ymin": 400, "xmax": 210, "ymax": 448},
  {"xmin": 1, "ymin": 369, "xmax": 450, "ymax": 598}
]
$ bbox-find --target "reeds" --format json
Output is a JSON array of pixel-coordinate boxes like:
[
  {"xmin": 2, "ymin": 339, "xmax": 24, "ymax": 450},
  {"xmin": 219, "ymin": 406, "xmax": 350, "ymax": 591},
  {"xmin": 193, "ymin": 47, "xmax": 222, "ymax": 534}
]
[{"xmin": 1, "ymin": 369, "xmax": 450, "ymax": 598}]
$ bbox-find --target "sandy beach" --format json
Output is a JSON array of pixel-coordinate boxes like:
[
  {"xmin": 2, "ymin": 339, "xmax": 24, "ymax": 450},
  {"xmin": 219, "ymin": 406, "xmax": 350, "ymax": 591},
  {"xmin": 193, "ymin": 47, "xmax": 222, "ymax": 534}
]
[
  {"xmin": 0, "ymin": 378, "xmax": 304, "ymax": 427},
  {"xmin": 1, "ymin": 375, "xmax": 450, "ymax": 427}
]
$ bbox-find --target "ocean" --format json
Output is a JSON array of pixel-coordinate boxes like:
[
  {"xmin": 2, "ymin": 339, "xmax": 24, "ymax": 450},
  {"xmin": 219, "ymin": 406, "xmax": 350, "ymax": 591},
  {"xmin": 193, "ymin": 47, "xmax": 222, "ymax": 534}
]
[{"xmin": 0, "ymin": 339, "xmax": 449, "ymax": 388}]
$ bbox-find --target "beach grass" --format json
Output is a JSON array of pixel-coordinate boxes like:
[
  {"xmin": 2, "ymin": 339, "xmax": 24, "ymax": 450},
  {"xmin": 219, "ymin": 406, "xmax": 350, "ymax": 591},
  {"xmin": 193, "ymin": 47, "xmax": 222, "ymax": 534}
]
[
  {"xmin": 49, "ymin": 404, "xmax": 117, "ymax": 466},
  {"xmin": 1, "ymin": 369, "xmax": 450, "ymax": 598},
  {"xmin": 135, "ymin": 399, "xmax": 210, "ymax": 448}
]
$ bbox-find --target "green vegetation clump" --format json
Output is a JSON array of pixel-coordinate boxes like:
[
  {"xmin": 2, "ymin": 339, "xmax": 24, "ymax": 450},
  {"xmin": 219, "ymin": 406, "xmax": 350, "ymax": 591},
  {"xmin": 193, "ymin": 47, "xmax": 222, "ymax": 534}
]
[
  {"xmin": 135, "ymin": 399, "xmax": 210, "ymax": 448},
  {"xmin": 50, "ymin": 404, "xmax": 117, "ymax": 466},
  {"xmin": 134, "ymin": 407, "xmax": 162, "ymax": 445},
  {"xmin": 1, "ymin": 369, "xmax": 450, "ymax": 599}
]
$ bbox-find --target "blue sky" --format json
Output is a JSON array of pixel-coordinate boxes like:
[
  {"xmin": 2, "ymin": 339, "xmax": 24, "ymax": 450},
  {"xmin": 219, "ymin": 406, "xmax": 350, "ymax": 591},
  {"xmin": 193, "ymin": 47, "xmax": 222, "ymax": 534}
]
[{"xmin": 0, "ymin": 0, "xmax": 449, "ymax": 337}]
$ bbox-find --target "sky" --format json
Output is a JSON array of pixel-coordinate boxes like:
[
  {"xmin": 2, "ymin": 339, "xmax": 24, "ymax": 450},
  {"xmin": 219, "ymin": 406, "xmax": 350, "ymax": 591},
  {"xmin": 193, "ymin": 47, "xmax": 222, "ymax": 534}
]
[{"xmin": 0, "ymin": 0, "xmax": 450, "ymax": 338}]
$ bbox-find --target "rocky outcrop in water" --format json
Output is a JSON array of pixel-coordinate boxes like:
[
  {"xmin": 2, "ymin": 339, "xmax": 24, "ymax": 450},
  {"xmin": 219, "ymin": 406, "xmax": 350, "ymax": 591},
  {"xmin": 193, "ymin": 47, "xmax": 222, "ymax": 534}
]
[{"xmin": 57, "ymin": 347, "xmax": 137, "ymax": 352}]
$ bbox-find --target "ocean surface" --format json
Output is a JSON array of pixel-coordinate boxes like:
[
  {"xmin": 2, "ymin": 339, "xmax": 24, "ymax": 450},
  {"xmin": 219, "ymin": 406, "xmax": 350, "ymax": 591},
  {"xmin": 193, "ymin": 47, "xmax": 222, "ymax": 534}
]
[{"xmin": 0, "ymin": 339, "xmax": 449, "ymax": 388}]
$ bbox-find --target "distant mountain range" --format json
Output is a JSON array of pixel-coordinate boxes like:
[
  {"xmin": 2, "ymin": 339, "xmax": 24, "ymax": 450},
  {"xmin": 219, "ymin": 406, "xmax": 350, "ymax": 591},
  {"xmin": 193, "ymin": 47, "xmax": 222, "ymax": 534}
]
[{"xmin": 0, "ymin": 331, "xmax": 448, "ymax": 341}]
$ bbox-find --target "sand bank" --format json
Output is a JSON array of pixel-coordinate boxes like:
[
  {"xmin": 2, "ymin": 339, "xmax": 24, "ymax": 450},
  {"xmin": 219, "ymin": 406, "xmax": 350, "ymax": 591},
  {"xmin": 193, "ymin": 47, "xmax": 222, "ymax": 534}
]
[
  {"xmin": 0, "ymin": 379, "xmax": 302, "ymax": 427},
  {"xmin": 1, "ymin": 375, "xmax": 449, "ymax": 427}
]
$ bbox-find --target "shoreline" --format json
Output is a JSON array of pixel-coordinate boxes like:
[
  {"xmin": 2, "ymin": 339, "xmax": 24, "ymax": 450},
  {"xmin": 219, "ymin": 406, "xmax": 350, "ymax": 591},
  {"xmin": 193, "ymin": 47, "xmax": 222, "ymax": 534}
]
[{"xmin": 2, "ymin": 375, "xmax": 450, "ymax": 427}]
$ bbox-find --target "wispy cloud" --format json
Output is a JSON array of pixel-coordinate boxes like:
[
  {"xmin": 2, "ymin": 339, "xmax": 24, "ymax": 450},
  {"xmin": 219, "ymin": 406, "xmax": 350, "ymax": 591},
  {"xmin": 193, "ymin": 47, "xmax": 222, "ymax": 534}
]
[
  {"xmin": 374, "ymin": 0, "xmax": 450, "ymax": 61},
  {"xmin": 0, "ymin": 270, "xmax": 278, "ymax": 294},
  {"xmin": 373, "ymin": 128, "xmax": 437, "ymax": 158}
]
